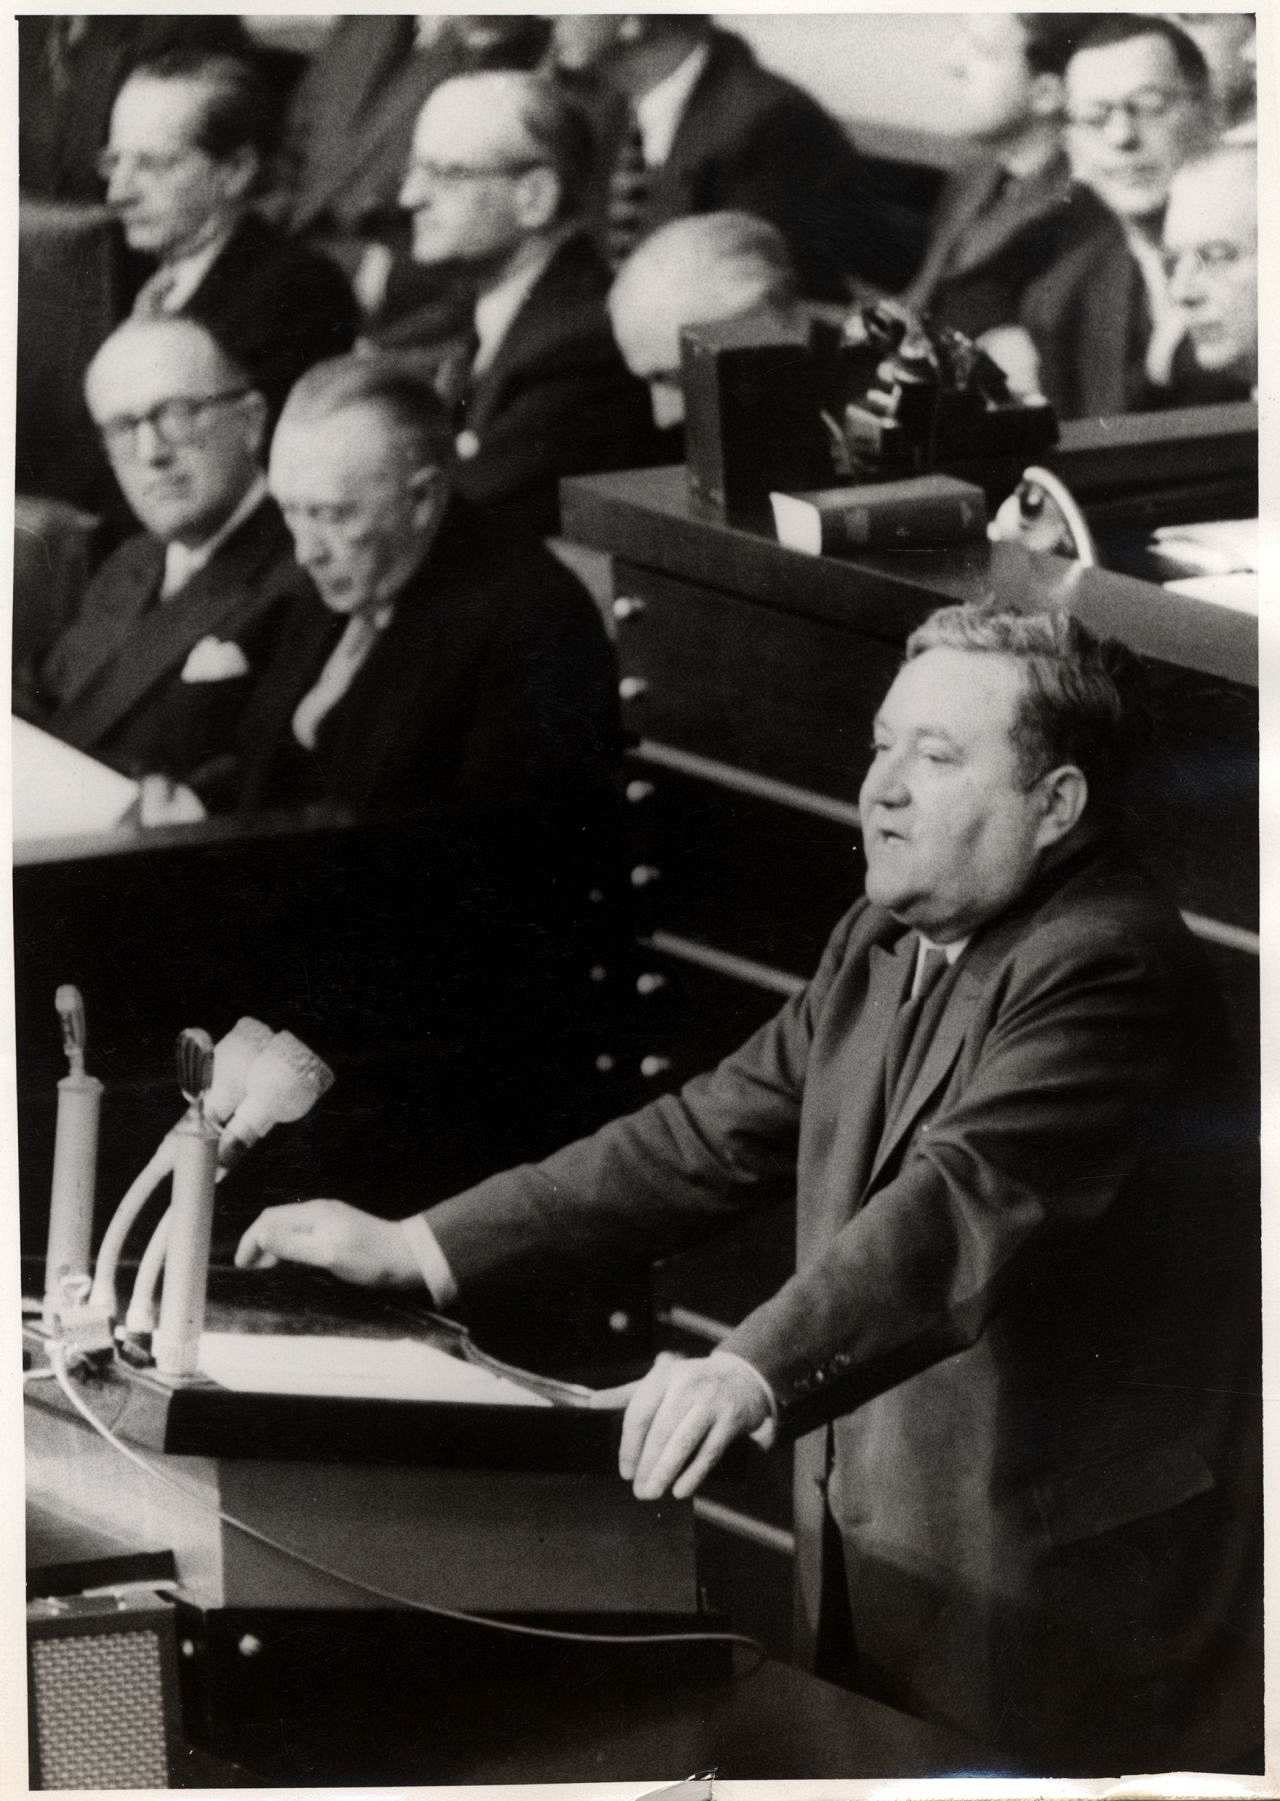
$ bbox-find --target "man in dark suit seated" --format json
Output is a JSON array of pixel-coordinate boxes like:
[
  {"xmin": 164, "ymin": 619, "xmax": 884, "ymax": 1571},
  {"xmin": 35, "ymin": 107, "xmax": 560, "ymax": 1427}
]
[
  {"xmin": 15, "ymin": 317, "xmax": 307, "ymax": 821},
  {"xmin": 375, "ymin": 70, "xmax": 661, "ymax": 537},
  {"xmin": 102, "ymin": 46, "xmax": 359, "ymax": 421},
  {"xmin": 550, "ymin": 13, "xmax": 916, "ymax": 298},
  {"xmin": 904, "ymin": 14, "xmax": 1103, "ymax": 341},
  {"xmin": 1016, "ymin": 15, "xmax": 1230, "ymax": 417},
  {"xmin": 238, "ymin": 602, "xmax": 1260, "ymax": 1775},
  {"xmin": 234, "ymin": 351, "xmax": 621, "ymax": 822}
]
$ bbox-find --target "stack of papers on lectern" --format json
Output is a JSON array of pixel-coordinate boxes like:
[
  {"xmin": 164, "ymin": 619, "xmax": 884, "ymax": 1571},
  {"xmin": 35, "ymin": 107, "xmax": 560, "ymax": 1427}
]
[
  {"xmin": 198, "ymin": 1331, "xmax": 553, "ymax": 1405},
  {"xmin": 1152, "ymin": 517, "xmax": 1257, "ymax": 574}
]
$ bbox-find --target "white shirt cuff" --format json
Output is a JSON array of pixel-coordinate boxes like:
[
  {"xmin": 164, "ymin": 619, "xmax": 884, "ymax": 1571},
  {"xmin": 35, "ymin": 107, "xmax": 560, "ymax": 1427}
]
[
  {"xmin": 398, "ymin": 1214, "xmax": 458, "ymax": 1307},
  {"xmin": 709, "ymin": 1347, "xmax": 778, "ymax": 1449}
]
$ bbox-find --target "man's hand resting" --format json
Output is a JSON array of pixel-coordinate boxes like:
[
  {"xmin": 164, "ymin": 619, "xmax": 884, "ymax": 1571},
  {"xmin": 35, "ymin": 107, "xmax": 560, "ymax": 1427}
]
[
  {"xmin": 591, "ymin": 1350, "xmax": 772, "ymax": 1501},
  {"xmin": 234, "ymin": 1199, "xmax": 421, "ymax": 1288}
]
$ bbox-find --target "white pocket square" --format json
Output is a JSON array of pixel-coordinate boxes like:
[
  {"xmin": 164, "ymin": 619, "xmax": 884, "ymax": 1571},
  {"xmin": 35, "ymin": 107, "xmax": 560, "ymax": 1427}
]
[{"xmin": 181, "ymin": 636, "xmax": 251, "ymax": 683}]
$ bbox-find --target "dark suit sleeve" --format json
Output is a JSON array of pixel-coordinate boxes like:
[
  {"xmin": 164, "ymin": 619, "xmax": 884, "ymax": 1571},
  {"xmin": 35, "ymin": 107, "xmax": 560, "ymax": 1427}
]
[
  {"xmin": 423, "ymin": 906, "xmax": 863, "ymax": 1288},
  {"xmin": 723, "ymin": 920, "xmax": 1182, "ymax": 1437}
]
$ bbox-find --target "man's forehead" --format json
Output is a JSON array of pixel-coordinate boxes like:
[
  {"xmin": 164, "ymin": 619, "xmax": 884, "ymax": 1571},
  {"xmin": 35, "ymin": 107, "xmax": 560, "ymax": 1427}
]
[
  {"xmin": 882, "ymin": 647, "xmax": 1023, "ymax": 732},
  {"xmin": 88, "ymin": 327, "xmax": 223, "ymax": 408},
  {"xmin": 112, "ymin": 74, "xmax": 207, "ymax": 146},
  {"xmin": 271, "ymin": 411, "xmax": 401, "ymax": 494},
  {"xmin": 416, "ymin": 84, "xmax": 532, "ymax": 160},
  {"xmin": 1067, "ymin": 34, "xmax": 1180, "ymax": 97},
  {"xmin": 1166, "ymin": 166, "xmax": 1256, "ymax": 244}
]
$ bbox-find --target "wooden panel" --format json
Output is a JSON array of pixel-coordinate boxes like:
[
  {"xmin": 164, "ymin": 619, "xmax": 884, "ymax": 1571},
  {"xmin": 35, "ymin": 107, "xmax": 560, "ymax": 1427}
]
[
  {"xmin": 615, "ymin": 562, "xmax": 897, "ymax": 798},
  {"xmin": 626, "ymin": 761, "xmax": 860, "ymax": 975}
]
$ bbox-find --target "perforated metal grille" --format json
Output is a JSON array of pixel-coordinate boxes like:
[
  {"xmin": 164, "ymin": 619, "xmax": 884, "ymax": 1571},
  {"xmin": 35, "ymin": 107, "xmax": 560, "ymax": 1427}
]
[{"xmin": 30, "ymin": 1626, "xmax": 170, "ymax": 1790}]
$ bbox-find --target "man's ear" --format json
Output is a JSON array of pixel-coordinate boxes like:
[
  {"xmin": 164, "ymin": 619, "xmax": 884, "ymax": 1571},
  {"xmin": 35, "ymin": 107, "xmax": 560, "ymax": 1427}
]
[
  {"xmin": 1033, "ymin": 764, "xmax": 1088, "ymax": 849},
  {"xmin": 406, "ymin": 462, "xmax": 446, "ymax": 530},
  {"xmin": 216, "ymin": 144, "xmax": 260, "ymax": 205},
  {"xmin": 514, "ymin": 164, "xmax": 561, "ymax": 233},
  {"xmin": 1028, "ymin": 71, "xmax": 1066, "ymax": 121}
]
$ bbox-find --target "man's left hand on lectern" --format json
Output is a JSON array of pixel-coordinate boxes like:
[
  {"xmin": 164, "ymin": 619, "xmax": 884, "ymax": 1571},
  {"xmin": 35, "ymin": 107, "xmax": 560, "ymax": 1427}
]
[{"xmin": 590, "ymin": 1350, "xmax": 772, "ymax": 1501}]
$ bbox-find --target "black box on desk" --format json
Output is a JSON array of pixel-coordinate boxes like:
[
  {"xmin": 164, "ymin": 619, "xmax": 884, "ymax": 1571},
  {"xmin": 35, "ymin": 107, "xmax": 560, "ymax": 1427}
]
[{"xmin": 682, "ymin": 318, "xmax": 833, "ymax": 517}]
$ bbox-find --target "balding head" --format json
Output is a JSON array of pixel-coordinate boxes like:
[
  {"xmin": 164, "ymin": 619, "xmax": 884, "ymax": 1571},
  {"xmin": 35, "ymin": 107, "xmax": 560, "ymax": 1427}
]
[
  {"xmin": 85, "ymin": 316, "xmax": 265, "ymax": 543},
  {"xmin": 1163, "ymin": 144, "xmax": 1257, "ymax": 386},
  {"xmin": 400, "ymin": 72, "xmax": 593, "ymax": 275},
  {"xmin": 608, "ymin": 213, "xmax": 801, "ymax": 427},
  {"xmin": 270, "ymin": 354, "xmax": 453, "ymax": 617}
]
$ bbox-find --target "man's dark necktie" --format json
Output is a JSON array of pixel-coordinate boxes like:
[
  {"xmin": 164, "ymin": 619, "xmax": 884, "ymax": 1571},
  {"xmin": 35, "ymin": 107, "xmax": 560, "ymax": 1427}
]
[
  {"xmin": 606, "ymin": 112, "xmax": 652, "ymax": 270},
  {"xmin": 883, "ymin": 942, "xmax": 949, "ymax": 1108}
]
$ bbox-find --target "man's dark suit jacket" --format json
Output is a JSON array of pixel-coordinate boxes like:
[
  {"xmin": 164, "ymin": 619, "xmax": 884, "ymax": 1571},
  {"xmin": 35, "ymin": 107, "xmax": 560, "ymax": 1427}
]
[
  {"xmin": 422, "ymin": 830, "xmax": 1261, "ymax": 1773},
  {"xmin": 21, "ymin": 498, "xmax": 305, "ymax": 802},
  {"xmin": 131, "ymin": 214, "xmax": 360, "ymax": 424},
  {"xmin": 625, "ymin": 28, "xmax": 917, "ymax": 298},
  {"xmin": 903, "ymin": 150, "xmax": 1109, "ymax": 340},
  {"xmin": 378, "ymin": 233, "xmax": 662, "ymax": 537},
  {"xmin": 234, "ymin": 498, "xmax": 621, "ymax": 820},
  {"xmin": 1019, "ymin": 206, "xmax": 1251, "ymax": 419}
]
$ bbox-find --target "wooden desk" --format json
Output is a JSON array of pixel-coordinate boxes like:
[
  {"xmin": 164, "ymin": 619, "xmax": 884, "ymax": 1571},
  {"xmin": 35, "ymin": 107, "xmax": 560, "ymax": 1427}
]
[{"xmin": 560, "ymin": 463, "xmax": 1259, "ymax": 1656}]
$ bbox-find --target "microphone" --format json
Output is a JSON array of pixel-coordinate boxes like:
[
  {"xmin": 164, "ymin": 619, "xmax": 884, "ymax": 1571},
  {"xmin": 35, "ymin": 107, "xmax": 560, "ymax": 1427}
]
[
  {"xmin": 216, "ymin": 1031, "xmax": 335, "ymax": 1171},
  {"xmin": 43, "ymin": 986, "xmax": 104, "ymax": 1331},
  {"xmin": 153, "ymin": 1029, "xmax": 219, "ymax": 1379},
  {"xmin": 89, "ymin": 1016, "xmax": 275, "ymax": 1317}
]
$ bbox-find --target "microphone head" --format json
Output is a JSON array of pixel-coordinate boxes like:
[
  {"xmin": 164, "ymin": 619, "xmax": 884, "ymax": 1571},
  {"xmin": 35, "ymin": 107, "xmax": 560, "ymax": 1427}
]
[
  {"xmin": 205, "ymin": 1016, "xmax": 274, "ymax": 1127},
  {"xmin": 176, "ymin": 1028, "xmax": 215, "ymax": 1106},
  {"xmin": 55, "ymin": 985, "xmax": 86, "ymax": 1063},
  {"xmin": 217, "ymin": 1031, "xmax": 335, "ymax": 1166}
]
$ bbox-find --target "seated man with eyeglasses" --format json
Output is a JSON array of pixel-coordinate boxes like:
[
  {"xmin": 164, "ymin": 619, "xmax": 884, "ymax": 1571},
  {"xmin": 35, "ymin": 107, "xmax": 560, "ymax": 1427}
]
[
  {"xmin": 1163, "ymin": 142, "xmax": 1257, "ymax": 397},
  {"xmin": 372, "ymin": 70, "xmax": 661, "ymax": 537},
  {"xmin": 14, "ymin": 316, "xmax": 310, "ymax": 822},
  {"xmin": 1015, "ymin": 14, "xmax": 1244, "ymax": 418},
  {"xmin": 102, "ymin": 45, "xmax": 359, "ymax": 424}
]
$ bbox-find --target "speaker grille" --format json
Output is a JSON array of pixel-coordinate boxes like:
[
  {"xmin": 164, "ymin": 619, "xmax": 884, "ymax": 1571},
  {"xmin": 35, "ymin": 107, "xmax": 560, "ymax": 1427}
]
[{"xmin": 30, "ymin": 1625, "xmax": 171, "ymax": 1790}]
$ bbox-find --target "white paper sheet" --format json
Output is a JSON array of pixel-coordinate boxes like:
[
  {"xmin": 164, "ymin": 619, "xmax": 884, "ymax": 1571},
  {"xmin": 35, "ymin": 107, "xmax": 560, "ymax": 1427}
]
[
  {"xmin": 11, "ymin": 716, "xmax": 139, "ymax": 840},
  {"xmin": 197, "ymin": 1331, "xmax": 553, "ymax": 1406},
  {"xmin": 1161, "ymin": 571, "xmax": 1259, "ymax": 613}
]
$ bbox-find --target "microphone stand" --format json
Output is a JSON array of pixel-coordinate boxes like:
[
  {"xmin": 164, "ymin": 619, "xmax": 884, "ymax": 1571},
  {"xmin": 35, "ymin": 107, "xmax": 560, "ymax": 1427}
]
[{"xmin": 152, "ymin": 1031, "xmax": 219, "ymax": 1381}]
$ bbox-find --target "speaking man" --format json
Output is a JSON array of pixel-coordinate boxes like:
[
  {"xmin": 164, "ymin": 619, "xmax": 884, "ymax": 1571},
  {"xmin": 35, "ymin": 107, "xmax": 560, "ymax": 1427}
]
[
  {"xmin": 103, "ymin": 46, "xmax": 359, "ymax": 419},
  {"xmin": 237, "ymin": 601, "xmax": 1260, "ymax": 1773},
  {"xmin": 16, "ymin": 316, "xmax": 307, "ymax": 819},
  {"xmin": 378, "ymin": 70, "xmax": 659, "ymax": 536}
]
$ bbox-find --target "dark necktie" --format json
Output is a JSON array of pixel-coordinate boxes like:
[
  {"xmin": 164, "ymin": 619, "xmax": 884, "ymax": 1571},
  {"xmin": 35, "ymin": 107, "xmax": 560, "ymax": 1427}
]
[
  {"xmin": 606, "ymin": 112, "xmax": 651, "ymax": 270},
  {"xmin": 883, "ymin": 942, "xmax": 949, "ymax": 1108}
]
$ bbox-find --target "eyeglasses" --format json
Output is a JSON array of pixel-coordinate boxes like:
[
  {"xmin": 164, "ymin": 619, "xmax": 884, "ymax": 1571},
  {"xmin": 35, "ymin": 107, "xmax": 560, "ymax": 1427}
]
[
  {"xmin": 1161, "ymin": 240, "xmax": 1250, "ymax": 280},
  {"xmin": 96, "ymin": 390, "xmax": 251, "ymax": 456},
  {"xmin": 1067, "ymin": 87, "xmax": 1194, "ymax": 130},
  {"xmin": 404, "ymin": 157, "xmax": 544, "ymax": 187},
  {"xmin": 95, "ymin": 147, "xmax": 205, "ymax": 182}
]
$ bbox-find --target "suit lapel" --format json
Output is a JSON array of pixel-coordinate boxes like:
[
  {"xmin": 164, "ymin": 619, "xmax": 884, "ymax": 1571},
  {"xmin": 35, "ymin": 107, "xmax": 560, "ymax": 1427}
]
[
  {"xmin": 808, "ymin": 935, "xmax": 914, "ymax": 1248},
  {"xmin": 467, "ymin": 241, "xmax": 577, "ymax": 433},
  {"xmin": 867, "ymin": 968, "xmax": 977, "ymax": 1190},
  {"xmin": 54, "ymin": 506, "xmax": 273, "ymax": 748},
  {"xmin": 54, "ymin": 538, "xmax": 164, "ymax": 704}
]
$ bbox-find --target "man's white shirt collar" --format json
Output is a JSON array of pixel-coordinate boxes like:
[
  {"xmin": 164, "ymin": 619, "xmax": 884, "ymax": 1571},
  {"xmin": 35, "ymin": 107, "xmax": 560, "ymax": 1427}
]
[
  {"xmin": 160, "ymin": 475, "xmax": 268, "ymax": 600},
  {"xmin": 141, "ymin": 219, "xmax": 237, "ymax": 317},
  {"xmin": 472, "ymin": 235, "xmax": 560, "ymax": 376},
  {"xmin": 913, "ymin": 931, "xmax": 968, "ymax": 997},
  {"xmin": 634, "ymin": 39, "xmax": 711, "ymax": 168},
  {"xmin": 1126, "ymin": 227, "xmax": 1185, "ymax": 388}
]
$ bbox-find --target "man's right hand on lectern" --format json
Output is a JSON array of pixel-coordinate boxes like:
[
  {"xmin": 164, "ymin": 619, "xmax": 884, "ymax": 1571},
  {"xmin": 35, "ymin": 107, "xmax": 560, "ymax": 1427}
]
[{"xmin": 235, "ymin": 1198, "xmax": 421, "ymax": 1288}]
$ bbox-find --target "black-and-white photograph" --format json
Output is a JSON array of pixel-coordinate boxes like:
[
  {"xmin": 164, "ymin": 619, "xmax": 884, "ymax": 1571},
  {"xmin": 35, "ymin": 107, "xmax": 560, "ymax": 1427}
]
[{"xmin": 10, "ymin": 7, "xmax": 1265, "ymax": 1790}]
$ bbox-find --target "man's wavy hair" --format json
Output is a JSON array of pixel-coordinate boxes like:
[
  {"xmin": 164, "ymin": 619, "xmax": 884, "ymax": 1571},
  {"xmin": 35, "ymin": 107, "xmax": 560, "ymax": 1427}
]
[{"xmin": 905, "ymin": 603, "xmax": 1151, "ymax": 824}]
